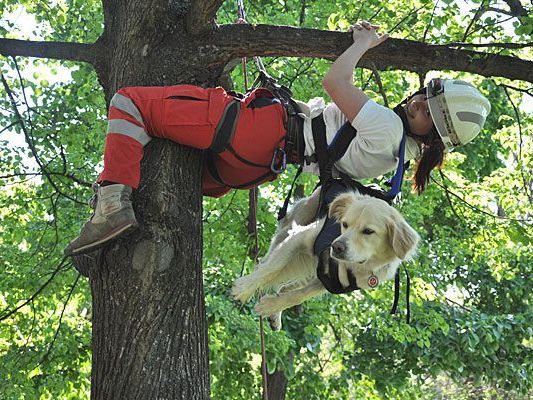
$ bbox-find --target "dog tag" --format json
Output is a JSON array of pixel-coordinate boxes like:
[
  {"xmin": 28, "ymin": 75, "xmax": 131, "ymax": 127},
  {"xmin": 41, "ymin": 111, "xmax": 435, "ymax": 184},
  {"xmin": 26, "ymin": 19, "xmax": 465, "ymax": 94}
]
[{"xmin": 367, "ymin": 274, "xmax": 379, "ymax": 288}]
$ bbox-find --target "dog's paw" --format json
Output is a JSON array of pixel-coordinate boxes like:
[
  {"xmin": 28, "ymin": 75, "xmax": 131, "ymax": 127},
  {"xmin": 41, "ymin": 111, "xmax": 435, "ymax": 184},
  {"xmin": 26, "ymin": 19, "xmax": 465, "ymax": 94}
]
[
  {"xmin": 231, "ymin": 276, "xmax": 257, "ymax": 304},
  {"xmin": 255, "ymin": 294, "xmax": 285, "ymax": 316},
  {"xmin": 268, "ymin": 312, "xmax": 282, "ymax": 331}
]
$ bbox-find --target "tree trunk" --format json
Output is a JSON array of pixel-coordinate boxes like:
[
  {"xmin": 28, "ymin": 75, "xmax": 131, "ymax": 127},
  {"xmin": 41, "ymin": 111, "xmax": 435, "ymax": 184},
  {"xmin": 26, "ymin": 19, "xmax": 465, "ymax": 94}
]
[
  {"xmin": 88, "ymin": 139, "xmax": 208, "ymax": 399},
  {"xmin": 76, "ymin": 1, "xmax": 227, "ymax": 398},
  {"xmin": 266, "ymin": 348, "xmax": 295, "ymax": 399},
  {"xmin": 267, "ymin": 370, "xmax": 289, "ymax": 400}
]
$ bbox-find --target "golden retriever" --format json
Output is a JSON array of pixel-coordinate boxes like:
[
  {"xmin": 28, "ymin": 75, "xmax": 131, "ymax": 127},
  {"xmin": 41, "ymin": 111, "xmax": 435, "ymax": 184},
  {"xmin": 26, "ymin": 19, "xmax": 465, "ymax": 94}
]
[{"xmin": 231, "ymin": 189, "xmax": 419, "ymax": 330}]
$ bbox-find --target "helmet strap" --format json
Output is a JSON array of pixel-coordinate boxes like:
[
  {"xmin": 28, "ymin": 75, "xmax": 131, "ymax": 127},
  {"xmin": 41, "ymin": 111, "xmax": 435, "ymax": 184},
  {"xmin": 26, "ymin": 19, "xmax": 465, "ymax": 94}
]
[{"xmin": 394, "ymin": 87, "xmax": 435, "ymax": 146}]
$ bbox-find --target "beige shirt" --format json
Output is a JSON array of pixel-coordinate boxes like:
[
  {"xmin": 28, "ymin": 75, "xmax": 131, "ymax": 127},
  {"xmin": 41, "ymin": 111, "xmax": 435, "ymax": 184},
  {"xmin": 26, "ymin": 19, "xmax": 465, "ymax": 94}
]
[{"xmin": 300, "ymin": 98, "xmax": 420, "ymax": 178}]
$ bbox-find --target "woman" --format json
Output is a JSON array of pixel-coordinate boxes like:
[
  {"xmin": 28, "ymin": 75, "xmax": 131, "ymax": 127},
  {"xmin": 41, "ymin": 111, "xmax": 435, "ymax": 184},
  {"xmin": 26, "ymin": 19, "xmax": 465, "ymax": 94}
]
[{"xmin": 64, "ymin": 21, "xmax": 490, "ymax": 256}]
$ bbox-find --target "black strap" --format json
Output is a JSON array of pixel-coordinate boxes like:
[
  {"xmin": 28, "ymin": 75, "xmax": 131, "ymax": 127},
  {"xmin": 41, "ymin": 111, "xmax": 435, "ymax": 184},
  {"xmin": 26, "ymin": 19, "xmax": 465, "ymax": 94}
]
[
  {"xmin": 316, "ymin": 250, "xmax": 359, "ymax": 294},
  {"xmin": 327, "ymin": 121, "xmax": 357, "ymax": 166},
  {"xmin": 277, "ymin": 165, "xmax": 303, "ymax": 221},
  {"xmin": 311, "ymin": 113, "xmax": 329, "ymax": 179},
  {"xmin": 285, "ymin": 113, "xmax": 305, "ymax": 164},
  {"xmin": 389, "ymin": 266, "xmax": 411, "ymax": 324},
  {"xmin": 205, "ymin": 151, "xmax": 275, "ymax": 190},
  {"xmin": 205, "ymin": 151, "xmax": 225, "ymax": 186},
  {"xmin": 390, "ymin": 269, "xmax": 400, "ymax": 316},
  {"xmin": 210, "ymin": 100, "xmax": 240, "ymax": 153},
  {"xmin": 226, "ymin": 145, "xmax": 270, "ymax": 169},
  {"xmin": 253, "ymin": 71, "xmax": 297, "ymax": 115},
  {"xmin": 311, "ymin": 116, "xmax": 358, "ymax": 182}
]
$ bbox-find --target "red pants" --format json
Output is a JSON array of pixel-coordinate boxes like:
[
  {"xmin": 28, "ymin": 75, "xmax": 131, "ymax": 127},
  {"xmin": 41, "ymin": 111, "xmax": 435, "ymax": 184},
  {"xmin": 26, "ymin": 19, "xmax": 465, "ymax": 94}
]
[{"xmin": 98, "ymin": 85, "xmax": 287, "ymax": 197}]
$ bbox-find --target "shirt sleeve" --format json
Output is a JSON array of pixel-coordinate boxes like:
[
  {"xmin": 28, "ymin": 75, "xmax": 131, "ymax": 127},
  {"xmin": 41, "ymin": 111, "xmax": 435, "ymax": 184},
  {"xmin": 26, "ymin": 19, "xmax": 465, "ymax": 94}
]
[{"xmin": 351, "ymin": 100, "xmax": 403, "ymax": 148}]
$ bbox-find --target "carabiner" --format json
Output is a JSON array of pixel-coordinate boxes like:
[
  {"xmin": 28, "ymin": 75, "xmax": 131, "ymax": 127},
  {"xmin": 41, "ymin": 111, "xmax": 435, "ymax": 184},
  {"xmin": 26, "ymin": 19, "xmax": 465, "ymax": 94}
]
[{"xmin": 271, "ymin": 147, "xmax": 287, "ymax": 174}]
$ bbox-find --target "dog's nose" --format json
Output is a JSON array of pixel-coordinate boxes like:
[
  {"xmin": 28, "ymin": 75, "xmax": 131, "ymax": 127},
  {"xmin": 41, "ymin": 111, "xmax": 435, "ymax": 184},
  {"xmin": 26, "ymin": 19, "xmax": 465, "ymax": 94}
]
[{"xmin": 332, "ymin": 240, "xmax": 346, "ymax": 256}]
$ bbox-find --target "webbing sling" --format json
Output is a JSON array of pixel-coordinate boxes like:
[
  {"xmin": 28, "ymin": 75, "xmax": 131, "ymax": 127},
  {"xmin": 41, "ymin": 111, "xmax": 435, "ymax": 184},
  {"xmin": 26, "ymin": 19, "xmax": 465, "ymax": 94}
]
[
  {"xmin": 210, "ymin": 100, "xmax": 241, "ymax": 153},
  {"xmin": 311, "ymin": 118, "xmax": 357, "ymax": 184},
  {"xmin": 205, "ymin": 95, "xmax": 287, "ymax": 190},
  {"xmin": 311, "ymin": 115, "xmax": 407, "ymax": 201}
]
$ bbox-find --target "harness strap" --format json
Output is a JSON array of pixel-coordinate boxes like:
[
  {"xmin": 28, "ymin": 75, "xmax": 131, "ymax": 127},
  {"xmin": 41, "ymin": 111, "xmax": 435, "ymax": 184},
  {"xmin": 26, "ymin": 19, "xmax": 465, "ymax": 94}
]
[
  {"xmin": 390, "ymin": 269, "xmax": 400, "ymax": 315},
  {"xmin": 327, "ymin": 121, "xmax": 358, "ymax": 166},
  {"xmin": 210, "ymin": 99, "xmax": 240, "ymax": 153},
  {"xmin": 285, "ymin": 113, "xmax": 304, "ymax": 164},
  {"xmin": 389, "ymin": 265, "xmax": 411, "ymax": 323},
  {"xmin": 316, "ymin": 249, "xmax": 359, "ymax": 294},
  {"xmin": 205, "ymin": 151, "xmax": 276, "ymax": 190},
  {"xmin": 383, "ymin": 132, "xmax": 407, "ymax": 201},
  {"xmin": 309, "ymin": 106, "xmax": 409, "ymax": 202},
  {"xmin": 311, "ymin": 113, "xmax": 329, "ymax": 178},
  {"xmin": 277, "ymin": 165, "xmax": 303, "ymax": 221}
]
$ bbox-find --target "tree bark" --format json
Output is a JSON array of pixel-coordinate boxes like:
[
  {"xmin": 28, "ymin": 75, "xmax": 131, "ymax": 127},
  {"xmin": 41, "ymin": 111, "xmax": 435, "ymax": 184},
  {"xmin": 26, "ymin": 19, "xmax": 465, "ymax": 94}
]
[
  {"xmin": 2, "ymin": 26, "xmax": 533, "ymax": 83},
  {"xmin": 73, "ymin": 0, "xmax": 226, "ymax": 398},
  {"xmin": 267, "ymin": 370, "xmax": 289, "ymax": 400}
]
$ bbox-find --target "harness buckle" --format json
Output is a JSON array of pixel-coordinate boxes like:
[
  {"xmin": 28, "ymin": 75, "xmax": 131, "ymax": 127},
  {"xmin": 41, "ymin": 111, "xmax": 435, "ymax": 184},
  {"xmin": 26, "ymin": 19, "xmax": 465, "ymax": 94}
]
[{"xmin": 270, "ymin": 147, "xmax": 287, "ymax": 174}]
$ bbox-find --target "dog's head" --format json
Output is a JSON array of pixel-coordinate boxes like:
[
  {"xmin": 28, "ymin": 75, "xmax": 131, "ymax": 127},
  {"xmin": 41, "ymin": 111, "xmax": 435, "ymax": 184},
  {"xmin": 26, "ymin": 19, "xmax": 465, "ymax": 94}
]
[{"xmin": 328, "ymin": 192, "xmax": 419, "ymax": 265}]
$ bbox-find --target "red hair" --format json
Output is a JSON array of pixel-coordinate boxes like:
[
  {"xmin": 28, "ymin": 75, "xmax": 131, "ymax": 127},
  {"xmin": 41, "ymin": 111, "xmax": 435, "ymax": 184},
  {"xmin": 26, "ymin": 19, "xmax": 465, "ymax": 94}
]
[{"xmin": 411, "ymin": 128, "xmax": 445, "ymax": 194}]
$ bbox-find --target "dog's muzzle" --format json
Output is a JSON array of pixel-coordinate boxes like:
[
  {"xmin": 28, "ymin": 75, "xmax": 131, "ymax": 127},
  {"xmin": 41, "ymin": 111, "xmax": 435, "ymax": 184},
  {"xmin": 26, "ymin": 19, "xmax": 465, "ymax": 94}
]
[{"xmin": 331, "ymin": 240, "xmax": 346, "ymax": 258}]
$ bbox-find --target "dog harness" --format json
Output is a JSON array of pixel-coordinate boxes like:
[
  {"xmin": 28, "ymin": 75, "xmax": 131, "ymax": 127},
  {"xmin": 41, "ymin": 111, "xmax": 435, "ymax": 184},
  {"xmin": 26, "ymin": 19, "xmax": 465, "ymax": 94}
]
[
  {"xmin": 313, "ymin": 179, "xmax": 392, "ymax": 294},
  {"xmin": 285, "ymin": 111, "xmax": 412, "ymax": 320}
]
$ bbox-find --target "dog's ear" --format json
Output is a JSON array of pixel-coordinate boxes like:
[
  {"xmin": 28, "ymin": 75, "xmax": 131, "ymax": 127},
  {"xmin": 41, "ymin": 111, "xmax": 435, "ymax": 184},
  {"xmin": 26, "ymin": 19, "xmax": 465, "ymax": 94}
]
[
  {"xmin": 387, "ymin": 213, "xmax": 420, "ymax": 260},
  {"xmin": 328, "ymin": 193, "xmax": 354, "ymax": 221}
]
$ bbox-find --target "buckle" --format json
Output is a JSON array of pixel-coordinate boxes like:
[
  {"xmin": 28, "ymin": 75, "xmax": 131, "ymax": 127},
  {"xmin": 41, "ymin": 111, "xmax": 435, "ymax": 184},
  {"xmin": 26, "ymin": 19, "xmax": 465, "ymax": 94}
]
[
  {"xmin": 431, "ymin": 78, "xmax": 444, "ymax": 97},
  {"xmin": 271, "ymin": 147, "xmax": 287, "ymax": 174}
]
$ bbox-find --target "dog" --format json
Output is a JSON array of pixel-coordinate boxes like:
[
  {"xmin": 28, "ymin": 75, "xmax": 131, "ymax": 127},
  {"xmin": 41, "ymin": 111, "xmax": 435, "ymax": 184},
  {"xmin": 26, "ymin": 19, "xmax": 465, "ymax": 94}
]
[{"xmin": 231, "ymin": 188, "xmax": 420, "ymax": 330}]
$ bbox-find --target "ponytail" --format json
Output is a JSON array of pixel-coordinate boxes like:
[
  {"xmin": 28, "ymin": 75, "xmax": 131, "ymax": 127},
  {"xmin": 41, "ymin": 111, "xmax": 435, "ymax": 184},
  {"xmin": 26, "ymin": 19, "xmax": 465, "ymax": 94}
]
[
  {"xmin": 411, "ymin": 128, "xmax": 445, "ymax": 194},
  {"xmin": 393, "ymin": 98, "xmax": 446, "ymax": 194}
]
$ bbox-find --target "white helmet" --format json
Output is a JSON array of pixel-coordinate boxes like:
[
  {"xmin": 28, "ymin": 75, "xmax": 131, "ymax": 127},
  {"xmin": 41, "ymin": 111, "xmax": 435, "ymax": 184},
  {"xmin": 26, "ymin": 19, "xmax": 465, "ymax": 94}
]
[{"xmin": 426, "ymin": 79, "xmax": 491, "ymax": 152}]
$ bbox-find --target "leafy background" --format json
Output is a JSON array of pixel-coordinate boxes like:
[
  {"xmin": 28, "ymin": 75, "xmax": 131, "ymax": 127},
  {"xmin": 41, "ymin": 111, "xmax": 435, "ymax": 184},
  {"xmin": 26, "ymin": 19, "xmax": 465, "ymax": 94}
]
[{"xmin": 1, "ymin": 0, "xmax": 532, "ymax": 399}]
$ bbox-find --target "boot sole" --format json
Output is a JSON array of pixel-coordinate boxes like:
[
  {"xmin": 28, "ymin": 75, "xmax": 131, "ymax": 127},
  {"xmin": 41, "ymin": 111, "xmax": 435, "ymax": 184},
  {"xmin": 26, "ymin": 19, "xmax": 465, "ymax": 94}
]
[{"xmin": 66, "ymin": 222, "xmax": 138, "ymax": 256}]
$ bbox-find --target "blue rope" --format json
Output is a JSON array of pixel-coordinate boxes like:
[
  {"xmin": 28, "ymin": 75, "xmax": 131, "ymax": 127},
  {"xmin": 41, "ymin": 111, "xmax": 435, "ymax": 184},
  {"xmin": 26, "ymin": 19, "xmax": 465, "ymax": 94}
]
[
  {"xmin": 385, "ymin": 132, "xmax": 407, "ymax": 200},
  {"xmin": 326, "ymin": 122, "xmax": 407, "ymax": 201}
]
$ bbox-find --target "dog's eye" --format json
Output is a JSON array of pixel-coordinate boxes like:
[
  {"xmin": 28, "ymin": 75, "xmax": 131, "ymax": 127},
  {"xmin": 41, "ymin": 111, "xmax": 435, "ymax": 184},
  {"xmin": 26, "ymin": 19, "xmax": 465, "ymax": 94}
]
[
  {"xmin": 342, "ymin": 222, "xmax": 348, "ymax": 229},
  {"xmin": 362, "ymin": 228, "xmax": 375, "ymax": 235}
]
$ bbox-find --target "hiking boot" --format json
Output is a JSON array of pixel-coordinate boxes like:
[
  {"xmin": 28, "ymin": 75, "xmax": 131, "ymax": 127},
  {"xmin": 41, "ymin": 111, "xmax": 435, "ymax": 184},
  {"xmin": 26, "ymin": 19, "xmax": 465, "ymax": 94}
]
[{"xmin": 64, "ymin": 184, "xmax": 138, "ymax": 256}]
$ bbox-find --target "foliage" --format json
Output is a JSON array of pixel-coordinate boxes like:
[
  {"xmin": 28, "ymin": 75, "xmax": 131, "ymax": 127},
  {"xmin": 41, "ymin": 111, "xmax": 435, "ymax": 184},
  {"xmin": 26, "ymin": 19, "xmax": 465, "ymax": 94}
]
[{"xmin": 1, "ymin": 0, "xmax": 532, "ymax": 399}]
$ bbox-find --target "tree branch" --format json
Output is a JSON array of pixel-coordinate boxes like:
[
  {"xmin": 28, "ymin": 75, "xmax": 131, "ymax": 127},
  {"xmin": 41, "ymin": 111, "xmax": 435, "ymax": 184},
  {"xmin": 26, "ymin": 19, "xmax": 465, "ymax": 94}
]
[
  {"xmin": 501, "ymin": 84, "xmax": 532, "ymax": 206},
  {"xmin": 462, "ymin": 0, "xmax": 487, "ymax": 42},
  {"xmin": 213, "ymin": 24, "xmax": 533, "ymax": 83},
  {"xmin": 501, "ymin": 0, "xmax": 528, "ymax": 16},
  {"xmin": 185, "ymin": 0, "xmax": 225, "ymax": 34},
  {"xmin": 499, "ymin": 83, "xmax": 533, "ymax": 96},
  {"xmin": 0, "ymin": 171, "xmax": 92, "ymax": 187},
  {"xmin": 36, "ymin": 273, "xmax": 81, "ymax": 368},
  {"xmin": 0, "ymin": 38, "xmax": 102, "ymax": 65},
  {"xmin": 2, "ymin": 25, "xmax": 533, "ymax": 84},
  {"xmin": 431, "ymin": 174, "xmax": 532, "ymax": 223},
  {"xmin": 370, "ymin": 63, "xmax": 388, "ymax": 107},
  {"xmin": 439, "ymin": 41, "xmax": 533, "ymax": 49},
  {"xmin": 0, "ymin": 257, "xmax": 68, "ymax": 321},
  {"xmin": 1, "ymin": 67, "xmax": 89, "ymax": 203}
]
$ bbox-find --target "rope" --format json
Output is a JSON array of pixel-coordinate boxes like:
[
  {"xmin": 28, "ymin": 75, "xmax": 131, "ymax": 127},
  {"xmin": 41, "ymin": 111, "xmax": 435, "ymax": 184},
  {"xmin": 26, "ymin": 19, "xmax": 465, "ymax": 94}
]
[
  {"xmin": 259, "ymin": 310, "xmax": 269, "ymax": 400},
  {"xmin": 238, "ymin": 1, "xmax": 269, "ymax": 398}
]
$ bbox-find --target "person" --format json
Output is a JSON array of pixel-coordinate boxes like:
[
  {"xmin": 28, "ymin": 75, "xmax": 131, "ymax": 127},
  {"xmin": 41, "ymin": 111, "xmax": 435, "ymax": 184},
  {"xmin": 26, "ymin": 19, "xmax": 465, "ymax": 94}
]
[{"xmin": 64, "ymin": 21, "xmax": 491, "ymax": 257}]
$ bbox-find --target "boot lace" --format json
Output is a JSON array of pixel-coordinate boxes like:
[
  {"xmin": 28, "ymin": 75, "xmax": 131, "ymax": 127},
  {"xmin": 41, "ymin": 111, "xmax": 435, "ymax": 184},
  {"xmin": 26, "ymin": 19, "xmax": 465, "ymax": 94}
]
[{"xmin": 89, "ymin": 183, "xmax": 99, "ymax": 209}]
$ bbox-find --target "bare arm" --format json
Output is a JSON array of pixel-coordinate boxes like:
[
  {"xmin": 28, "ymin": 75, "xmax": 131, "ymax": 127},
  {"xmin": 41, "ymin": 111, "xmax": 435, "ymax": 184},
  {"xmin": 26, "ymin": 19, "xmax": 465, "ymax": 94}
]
[{"xmin": 322, "ymin": 21, "xmax": 389, "ymax": 122}]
